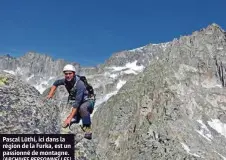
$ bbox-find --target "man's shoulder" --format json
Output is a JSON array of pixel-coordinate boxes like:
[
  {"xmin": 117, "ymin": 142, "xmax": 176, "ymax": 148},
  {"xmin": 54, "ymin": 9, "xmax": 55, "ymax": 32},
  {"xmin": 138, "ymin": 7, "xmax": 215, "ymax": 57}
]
[
  {"xmin": 76, "ymin": 78, "xmax": 85, "ymax": 85},
  {"xmin": 56, "ymin": 78, "xmax": 65, "ymax": 82},
  {"xmin": 53, "ymin": 78, "xmax": 65, "ymax": 86},
  {"xmin": 76, "ymin": 77, "xmax": 85, "ymax": 88}
]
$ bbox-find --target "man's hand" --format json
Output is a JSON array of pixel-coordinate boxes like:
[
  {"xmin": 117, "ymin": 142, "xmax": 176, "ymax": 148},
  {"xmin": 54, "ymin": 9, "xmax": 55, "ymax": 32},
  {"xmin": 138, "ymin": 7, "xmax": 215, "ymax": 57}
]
[
  {"xmin": 47, "ymin": 86, "xmax": 57, "ymax": 99},
  {"xmin": 43, "ymin": 86, "xmax": 57, "ymax": 102},
  {"xmin": 46, "ymin": 94, "xmax": 53, "ymax": 99},
  {"xmin": 62, "ymin": 108, "xmax": 78, "ymax": 128},
  {"xmin": 62, "ymin": 116, "xmax": 73, "ymax": 128}
]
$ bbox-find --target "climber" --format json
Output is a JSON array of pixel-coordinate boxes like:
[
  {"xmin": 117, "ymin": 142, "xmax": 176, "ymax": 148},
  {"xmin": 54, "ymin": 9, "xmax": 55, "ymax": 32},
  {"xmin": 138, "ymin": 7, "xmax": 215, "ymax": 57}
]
[{"xmin": 46, "ymin": 64, "xmax": 95, "ymax": 140}]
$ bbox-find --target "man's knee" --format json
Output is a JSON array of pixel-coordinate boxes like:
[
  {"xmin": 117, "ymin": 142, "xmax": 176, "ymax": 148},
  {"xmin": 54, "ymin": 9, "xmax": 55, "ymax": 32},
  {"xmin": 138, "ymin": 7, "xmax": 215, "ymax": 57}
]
[
  {"xmin": 80, "ymin": 103, "xmax": 87, "ymax": 112},
  {"xmin": 79, "ymin": 101, "xmax": 90, "ymax": 116},
  {"xmin": 80, "ymin": 101, "xmax": 94, "ymax": 115}
]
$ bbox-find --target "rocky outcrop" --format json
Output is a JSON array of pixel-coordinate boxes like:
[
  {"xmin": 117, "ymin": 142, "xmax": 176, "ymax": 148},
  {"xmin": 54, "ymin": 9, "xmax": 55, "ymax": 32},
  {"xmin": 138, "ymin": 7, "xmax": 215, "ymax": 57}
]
[
  {"xmin": 0, "ymin": 71, "xmax": 60, "ymax": 133},
  {"xmin": 60, "ymin": 118, "xmax": 99, "ymax": 160},
  {"xmin": 0, "ymin": 71, "xmax": 98, "ymax": 159},
  {"xmin": 92, "ymin": 23, "xmax": 226, "ymax": 159},
  {"xmin": 0, "ymin": 54, "xmax": 19, "ymax": 71}
]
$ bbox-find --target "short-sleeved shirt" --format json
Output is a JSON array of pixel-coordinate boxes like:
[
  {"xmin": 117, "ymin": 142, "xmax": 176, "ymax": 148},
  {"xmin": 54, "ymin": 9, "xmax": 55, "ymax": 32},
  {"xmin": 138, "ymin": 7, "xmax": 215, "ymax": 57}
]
[{"xmin": 53, "ymin": 75, "xmax": 89, "ymax": 108}]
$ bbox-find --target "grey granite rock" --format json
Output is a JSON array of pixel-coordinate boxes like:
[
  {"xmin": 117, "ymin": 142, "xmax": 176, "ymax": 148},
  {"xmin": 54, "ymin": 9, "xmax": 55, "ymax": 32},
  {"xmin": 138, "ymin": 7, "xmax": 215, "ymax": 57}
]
[
  {"xmin": 92, "ymin": 23, "xmax": 226, "ymax": 160},
  {"xmin": 0, "ymin": 52, "xmax": 80, "ymax": 94},
  {"xmin": 0, "ymin": 71, "xmax": 61, "ymax": 134},
  {"xmin": 0, "ymin": 71, "xmax": 99, "ymax": 160}
]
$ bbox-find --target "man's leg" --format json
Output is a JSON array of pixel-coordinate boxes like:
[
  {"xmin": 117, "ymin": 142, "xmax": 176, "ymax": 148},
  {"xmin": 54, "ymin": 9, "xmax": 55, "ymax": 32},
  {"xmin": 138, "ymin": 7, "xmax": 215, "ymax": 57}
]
[
  {"xmin": 79, "ymin": 101, "xmax": 93, "ymax": 139},
  {"xmin": 71, "ymin": 109, "xmax": 81, "ymax": 124},
  {"xmin": 63, "ymin": 102, "xmax": 80, "ymax": 128}
]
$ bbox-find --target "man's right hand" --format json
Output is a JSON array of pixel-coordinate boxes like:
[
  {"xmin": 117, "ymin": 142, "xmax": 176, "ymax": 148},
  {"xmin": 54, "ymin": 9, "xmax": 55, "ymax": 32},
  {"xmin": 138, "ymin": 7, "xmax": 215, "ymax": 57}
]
[
  {"xmin": 46, "ymin": 95, "xmax": 53, "ymax": 99},
  {"xmin": 45, "ymin": 86, "xmax": 57, "ymax": 100},
  {"xmin": 42, "ymin": 95, "xmax": 52, "ymax": 103}
]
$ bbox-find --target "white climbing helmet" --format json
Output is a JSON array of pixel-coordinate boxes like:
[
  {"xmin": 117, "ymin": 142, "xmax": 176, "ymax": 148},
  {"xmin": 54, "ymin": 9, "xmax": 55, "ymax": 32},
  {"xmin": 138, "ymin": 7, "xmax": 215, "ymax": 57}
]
[{"xmin": 63, "ymin": 64, "xmax": 76, "ymax": 72}]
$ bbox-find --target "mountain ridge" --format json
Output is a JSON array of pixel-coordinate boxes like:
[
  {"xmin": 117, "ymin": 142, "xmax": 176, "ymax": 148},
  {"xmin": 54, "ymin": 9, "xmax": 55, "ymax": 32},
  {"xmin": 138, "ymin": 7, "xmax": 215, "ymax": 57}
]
[{"xmin": 92, "ymin": 22, "xmax": 226, "ymax": 160}]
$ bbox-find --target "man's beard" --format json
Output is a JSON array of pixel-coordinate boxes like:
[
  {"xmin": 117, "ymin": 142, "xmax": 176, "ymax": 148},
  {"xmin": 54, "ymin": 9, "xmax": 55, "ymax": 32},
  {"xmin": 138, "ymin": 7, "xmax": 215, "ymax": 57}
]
[{"xmin": 66, "ymin": 77, "xmax": 73, "ymax": 81}]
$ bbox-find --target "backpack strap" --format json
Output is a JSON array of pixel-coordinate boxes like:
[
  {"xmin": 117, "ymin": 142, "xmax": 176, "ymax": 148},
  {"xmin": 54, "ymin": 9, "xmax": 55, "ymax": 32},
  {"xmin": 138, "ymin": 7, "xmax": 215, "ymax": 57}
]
[{"xmin": 67, "ymin": 76, "xmax": 80, "ymax": 103}]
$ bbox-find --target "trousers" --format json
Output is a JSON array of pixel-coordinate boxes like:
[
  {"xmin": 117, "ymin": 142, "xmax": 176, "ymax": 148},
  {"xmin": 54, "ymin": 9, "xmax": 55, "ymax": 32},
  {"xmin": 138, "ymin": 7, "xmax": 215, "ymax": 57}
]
[{"xmin": 70, "ymin": 100, "xmax": 94, "ymax": 127}]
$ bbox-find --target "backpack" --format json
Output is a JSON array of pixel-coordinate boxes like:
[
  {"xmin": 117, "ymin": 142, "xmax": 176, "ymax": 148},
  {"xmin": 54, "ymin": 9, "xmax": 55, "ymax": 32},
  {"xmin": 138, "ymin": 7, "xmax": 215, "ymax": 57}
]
[
  {"xmin": 77, "ymin": 75, "xmax": 95, "ymax": 97},
  {"xmin": 67, "ymin": 75, "xmax": 95, "ymax": 101}
]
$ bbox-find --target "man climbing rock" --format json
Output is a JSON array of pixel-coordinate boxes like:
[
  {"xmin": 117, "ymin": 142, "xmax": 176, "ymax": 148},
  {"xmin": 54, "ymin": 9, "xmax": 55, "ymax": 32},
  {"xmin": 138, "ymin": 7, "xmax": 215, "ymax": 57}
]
[{"xmin": 47, "ymin": 64, "xmax": 95, "ymax": 140}]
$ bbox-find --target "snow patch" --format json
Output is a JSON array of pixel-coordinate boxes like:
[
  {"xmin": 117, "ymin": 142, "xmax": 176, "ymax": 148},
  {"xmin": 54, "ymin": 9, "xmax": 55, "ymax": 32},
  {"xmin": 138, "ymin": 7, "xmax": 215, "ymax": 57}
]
[
  {"xmin": 104, "ymin": 72, "xmax": 118, "ymax": 79},
  {"xmin": 34, "ymin": 82, "xmax": 49, "ymax": 94},
  {"xmin": 94, "ymin": 91, "xmax": 118, "ymax": 107},
  {"xmin": 115, "ymin": 136, "xmax": 120, "ymax": 147},
  {"xmin": 3, "ymin": 70, "xmax": 16, "ymax": 75},
  {"xmin": 116, "ymin": 80, "xmax": 126, "ymax": 90},
  {"xmin": 215, "ymin": 151, "xmax": 226, "ymax": 160},
  {"xmin": 208, "ymin": 119, "xmax": 226, "ymax": 138},
  {"xmin": 95, "ymin": 80, "xmax": 127, "ymax": 106},
  {"xmin": 113, "ymin": 61, "xmax": 144, "ymax": 72},
  {"xmin": 217, "ymin": 46, "xmax": 224, "ymax": 50},
  {"xmin": 108, "ymin": 60, "xmax": 144, "ymax": 75},
  {"xmin": 109, "ymin": 73, "xmax": 118, "ymax": 79},
  {"xmin": 124, "ymin": 69, "xmax": 137, "ymax": 75},
  {"xmin": 161, "ymin": 42, "xmax": 170, "ymax": 51},
  {"xmin": 180, "ymin": 143, "xmax": 201, "ymax": 158},
  {"xmin": 26, "ymin": 74, "xmax": 34, "ymax": 81},
  {"xmin": 181, "ymin": 143, "xmax": 190, "ymax": 153},
  {"xmin": 196, "ymin": 120, "xmax": 212, "ymax": 141},
  {"xmin": 34, "ymin": 76, "xmax": 55, "ymax": 94},
  {"xmin": 129, "ymin": 46, "xmax": 145, "ymax": 52}
]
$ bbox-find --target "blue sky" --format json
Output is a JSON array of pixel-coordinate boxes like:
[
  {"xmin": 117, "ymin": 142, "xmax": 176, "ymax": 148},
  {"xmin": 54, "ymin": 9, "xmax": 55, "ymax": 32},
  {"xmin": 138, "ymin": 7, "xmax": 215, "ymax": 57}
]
[{"xmin": 0, "ymin": 0, "xmax": 225, "ymax": 66}]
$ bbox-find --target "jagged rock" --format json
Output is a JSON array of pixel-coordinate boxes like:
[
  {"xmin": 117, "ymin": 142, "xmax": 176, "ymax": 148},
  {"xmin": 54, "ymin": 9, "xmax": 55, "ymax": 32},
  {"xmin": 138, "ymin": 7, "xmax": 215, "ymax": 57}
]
[
  {"xmin": 0, "ymin": 54, "xmax": 19, "ymax": 71},
  {"xmin": 0, "ymin": 52, "xmax": 80, "ymax": 94},
  {"xmin": 0, "ymin": 72, "xmax": 61, "ymax": 133},
  {"xmin": 102, "ymin": 42, "xmax": 170, "ymax": 67},
  {"xmin": 57, "ymin": 96, "xmax": 99, "ymax": 160},
  {"xmin": 60, "ymin": 124, "xmax": 99, "ymax": 160},
  {"xmin": 92, "ymin": 23, "xmax": 226, "ymax": 160},
  {"xmin": 0, "ymin": 71, "xmax": 98, "ymax": 159}
]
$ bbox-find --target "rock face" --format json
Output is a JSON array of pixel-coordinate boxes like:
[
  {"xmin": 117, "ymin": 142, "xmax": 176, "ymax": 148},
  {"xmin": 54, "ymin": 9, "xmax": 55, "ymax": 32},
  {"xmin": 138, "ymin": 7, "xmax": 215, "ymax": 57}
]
[
  {"xmin": 0, "ymin": 52, "xmax": 80, "ymax": 93},
  {"xmin": 0, "ymin": 52, "xmax": 81, "ymax": 77},
  {"xmin": 92, "ymin": 23, "xmax": 226, "ymax": 160},
  {"xmin": 0, "ymin": 71, "xmax": 60, "ymax": 134},
  {"xmin": 57, "ymin": 95, "xmax": 99, "ymax": 160},
  {"xmin": 0, "ymin": 71, "xmax": 98, "ymax": 159},
  {"xmin": 103, "ymin": 42, "xmax": 170, "ymax": 67}
]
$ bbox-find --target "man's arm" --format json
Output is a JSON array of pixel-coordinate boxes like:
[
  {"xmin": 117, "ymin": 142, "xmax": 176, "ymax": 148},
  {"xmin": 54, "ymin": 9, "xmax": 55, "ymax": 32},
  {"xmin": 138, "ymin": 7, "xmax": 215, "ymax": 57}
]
[
  {"xmin": 47, "ymin": 86, "xmax": 57, "ymax": 98},
  {"xmin": 47, "ymin": 79, "xmax": 65, "ymax": 98}
]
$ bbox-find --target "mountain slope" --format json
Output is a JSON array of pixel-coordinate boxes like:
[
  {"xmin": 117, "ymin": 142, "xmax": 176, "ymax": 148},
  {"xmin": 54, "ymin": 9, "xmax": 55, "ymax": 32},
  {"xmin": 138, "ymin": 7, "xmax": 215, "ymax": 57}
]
[{"xmin": 92, "ymin": 23, "xmax": 226, "ymax": 160}]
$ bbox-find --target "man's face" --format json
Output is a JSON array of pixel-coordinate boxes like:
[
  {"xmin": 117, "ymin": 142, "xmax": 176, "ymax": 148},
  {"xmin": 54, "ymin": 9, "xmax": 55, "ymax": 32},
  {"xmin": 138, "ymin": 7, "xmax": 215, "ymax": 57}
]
[{"xmin": 64, "ymin": 71, "xmax": 75, "ymax": 81}]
